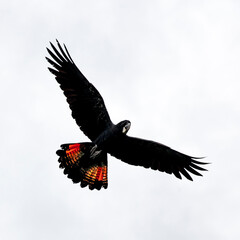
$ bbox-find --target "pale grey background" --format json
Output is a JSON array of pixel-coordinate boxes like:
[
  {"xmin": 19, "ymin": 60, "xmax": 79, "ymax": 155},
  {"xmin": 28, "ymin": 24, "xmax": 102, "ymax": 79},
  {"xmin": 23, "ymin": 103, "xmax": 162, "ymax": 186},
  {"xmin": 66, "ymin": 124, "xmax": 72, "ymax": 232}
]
[{"xmin": 1, "ymin": 0, "xmax": 239, "ymax": 239}]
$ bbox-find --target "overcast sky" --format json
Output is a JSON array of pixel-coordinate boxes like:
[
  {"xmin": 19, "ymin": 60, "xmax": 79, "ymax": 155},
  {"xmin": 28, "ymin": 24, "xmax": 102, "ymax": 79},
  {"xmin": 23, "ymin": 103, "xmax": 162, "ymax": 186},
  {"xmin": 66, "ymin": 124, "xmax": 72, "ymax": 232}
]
[{"xmin": 1, "ymin": 0, "xmax": 240, "ymax": 239}]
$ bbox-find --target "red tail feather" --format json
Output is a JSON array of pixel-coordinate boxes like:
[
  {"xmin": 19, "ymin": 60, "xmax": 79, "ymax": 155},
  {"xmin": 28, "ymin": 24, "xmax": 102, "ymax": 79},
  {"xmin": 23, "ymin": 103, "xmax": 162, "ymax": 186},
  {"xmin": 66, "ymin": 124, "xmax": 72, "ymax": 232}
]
[{"xmin": 57, "ymin": 143, "xmax": 108, "ymax": 190}]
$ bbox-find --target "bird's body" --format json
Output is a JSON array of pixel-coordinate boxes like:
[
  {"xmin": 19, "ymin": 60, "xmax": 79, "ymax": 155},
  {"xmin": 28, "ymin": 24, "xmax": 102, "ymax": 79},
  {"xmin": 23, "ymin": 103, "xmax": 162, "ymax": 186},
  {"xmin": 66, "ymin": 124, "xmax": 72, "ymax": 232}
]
[
  {"xmin": 46, "ymin": 40, "xmax": 207, "ymax": 190},
  {"xmin": 93, "ymin": 121, "xmax": 129, "ymax": 148}
]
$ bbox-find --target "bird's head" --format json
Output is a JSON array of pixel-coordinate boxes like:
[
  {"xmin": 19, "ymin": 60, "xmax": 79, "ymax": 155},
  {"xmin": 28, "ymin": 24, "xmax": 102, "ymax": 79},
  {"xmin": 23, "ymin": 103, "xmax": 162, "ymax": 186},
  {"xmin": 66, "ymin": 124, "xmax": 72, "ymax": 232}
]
[{"xmin": 117, "ymin": 120, "xmax": 131, "ymax": 134}]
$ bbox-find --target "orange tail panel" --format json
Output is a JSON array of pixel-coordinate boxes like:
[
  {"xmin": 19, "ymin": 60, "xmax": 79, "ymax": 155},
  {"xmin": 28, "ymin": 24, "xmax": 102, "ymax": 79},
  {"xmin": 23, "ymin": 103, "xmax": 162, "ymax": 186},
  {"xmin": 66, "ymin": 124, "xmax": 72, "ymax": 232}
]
[{"xmin": 56, "ymin": 143, "xmax": 108, "ymax": 190}]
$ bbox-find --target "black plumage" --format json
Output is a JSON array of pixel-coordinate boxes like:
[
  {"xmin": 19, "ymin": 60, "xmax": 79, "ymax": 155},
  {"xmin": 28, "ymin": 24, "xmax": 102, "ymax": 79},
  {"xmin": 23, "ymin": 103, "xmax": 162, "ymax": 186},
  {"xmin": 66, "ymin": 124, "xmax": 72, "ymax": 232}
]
[{"xmin": 46, "ymin": 40, "xmax": 208, "ymax": 190}]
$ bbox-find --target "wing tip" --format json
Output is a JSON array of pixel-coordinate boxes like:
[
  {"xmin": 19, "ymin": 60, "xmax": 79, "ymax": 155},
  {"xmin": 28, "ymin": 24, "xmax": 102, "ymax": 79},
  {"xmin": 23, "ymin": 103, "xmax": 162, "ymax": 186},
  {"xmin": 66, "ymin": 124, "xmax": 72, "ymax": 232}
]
[{"xmin": 173, "ymin": 155, "xmax": 209, "ymax": 181}]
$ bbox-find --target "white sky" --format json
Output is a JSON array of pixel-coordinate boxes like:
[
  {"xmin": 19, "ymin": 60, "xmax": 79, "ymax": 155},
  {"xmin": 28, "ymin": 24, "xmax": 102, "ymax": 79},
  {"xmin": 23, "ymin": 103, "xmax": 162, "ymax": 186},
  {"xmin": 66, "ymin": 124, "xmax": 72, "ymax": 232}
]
[{"xmin": 1, "ymin": 0, "xmax": 240, "ymax": 239}]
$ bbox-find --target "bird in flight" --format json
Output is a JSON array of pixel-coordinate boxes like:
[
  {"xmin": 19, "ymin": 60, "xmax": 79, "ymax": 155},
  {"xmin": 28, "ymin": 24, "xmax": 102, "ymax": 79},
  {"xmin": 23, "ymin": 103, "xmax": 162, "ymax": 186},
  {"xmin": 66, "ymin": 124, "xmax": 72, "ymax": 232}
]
[{"xmin": 46, "ymin": 40, "xmax": 207, "ymax": 190}]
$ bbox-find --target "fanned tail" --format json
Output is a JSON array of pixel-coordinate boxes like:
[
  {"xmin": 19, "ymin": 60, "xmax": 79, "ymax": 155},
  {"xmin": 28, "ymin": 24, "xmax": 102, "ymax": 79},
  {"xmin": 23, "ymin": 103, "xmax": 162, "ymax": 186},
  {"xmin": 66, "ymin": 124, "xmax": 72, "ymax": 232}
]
[{"xmin": 56, "ymin": 143, "xmax": 108, "ymax": 190}]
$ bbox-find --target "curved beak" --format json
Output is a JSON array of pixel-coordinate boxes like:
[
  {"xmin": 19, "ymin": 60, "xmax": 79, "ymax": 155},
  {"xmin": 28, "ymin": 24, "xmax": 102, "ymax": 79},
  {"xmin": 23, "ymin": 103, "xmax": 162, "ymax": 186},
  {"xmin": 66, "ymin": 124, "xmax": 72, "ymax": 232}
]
[{"xmin": 123, "ymin": 122, "xmax": 131, "ymax": 134}]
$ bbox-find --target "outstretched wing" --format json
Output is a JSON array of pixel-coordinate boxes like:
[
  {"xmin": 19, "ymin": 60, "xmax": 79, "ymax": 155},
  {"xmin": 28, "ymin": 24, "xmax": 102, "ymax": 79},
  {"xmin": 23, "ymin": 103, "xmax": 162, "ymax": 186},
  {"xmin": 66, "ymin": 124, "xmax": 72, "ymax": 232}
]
[
  {"xmin": 108, "ymin": 135, "xmax": 207, "ymax": 181},
  {"xmin": 46, "ymin": 40, "xmax": 113, "ymax": 141}
]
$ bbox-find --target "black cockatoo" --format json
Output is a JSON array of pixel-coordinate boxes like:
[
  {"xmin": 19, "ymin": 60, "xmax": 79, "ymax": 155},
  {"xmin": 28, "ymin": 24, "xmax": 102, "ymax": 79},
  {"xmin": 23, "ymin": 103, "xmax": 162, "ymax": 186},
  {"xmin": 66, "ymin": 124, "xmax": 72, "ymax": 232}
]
[{"xmin": 46, "ymin": 40, "xmax": 207, "ymax": 190}]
